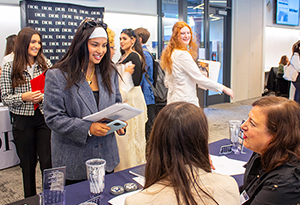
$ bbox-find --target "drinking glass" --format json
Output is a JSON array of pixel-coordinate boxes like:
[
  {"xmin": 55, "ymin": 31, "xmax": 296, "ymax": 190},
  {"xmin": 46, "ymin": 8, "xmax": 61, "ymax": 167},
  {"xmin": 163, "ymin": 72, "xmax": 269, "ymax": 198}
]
[
  {"xmin": 85, "ymin": 159, "xmax": 106, "ymax": 199},
  {"xmin": 229, "ymin": 120, "xmax": 242, "ymax": 154}
]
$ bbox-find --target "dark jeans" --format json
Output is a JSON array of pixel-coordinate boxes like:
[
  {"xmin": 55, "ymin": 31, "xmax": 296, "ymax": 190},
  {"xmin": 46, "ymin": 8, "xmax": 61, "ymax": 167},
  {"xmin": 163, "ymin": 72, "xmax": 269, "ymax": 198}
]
[
  {"xmin": 12, "ymin": 109, "xmax": 52, "ymax": 198},
  {"xmin": 293, "ymin": 74, "xmax": 300, "ymax": 103},
  {"xmin": 145, "ymin": 104, "xmax": 156, "ymax": 142}
]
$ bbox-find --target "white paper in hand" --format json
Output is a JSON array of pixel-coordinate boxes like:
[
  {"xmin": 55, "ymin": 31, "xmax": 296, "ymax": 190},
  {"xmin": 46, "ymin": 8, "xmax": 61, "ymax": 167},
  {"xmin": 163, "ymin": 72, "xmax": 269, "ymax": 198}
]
[{"xmin": 83, "ymin": 103, "xmax": 143, "ymax": 122}]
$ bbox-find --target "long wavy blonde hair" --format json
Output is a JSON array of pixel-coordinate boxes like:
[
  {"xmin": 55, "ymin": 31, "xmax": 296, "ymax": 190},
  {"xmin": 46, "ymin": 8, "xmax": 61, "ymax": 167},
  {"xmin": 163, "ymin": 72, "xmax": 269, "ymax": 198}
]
[{"xmin": 160, "ymin": 21, "xmax": 197, "ymax": 74}]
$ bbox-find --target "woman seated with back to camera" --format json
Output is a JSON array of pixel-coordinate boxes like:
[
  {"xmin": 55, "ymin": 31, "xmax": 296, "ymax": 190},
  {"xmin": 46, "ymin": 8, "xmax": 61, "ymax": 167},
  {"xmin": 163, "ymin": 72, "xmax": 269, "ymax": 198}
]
[
  {"xmin": 125, "ymin": 102, "xmax": 240, "ymax": 205},
  {"xmin": 240, "ymin": 96, "xmax": 300, "ymax": 204}
]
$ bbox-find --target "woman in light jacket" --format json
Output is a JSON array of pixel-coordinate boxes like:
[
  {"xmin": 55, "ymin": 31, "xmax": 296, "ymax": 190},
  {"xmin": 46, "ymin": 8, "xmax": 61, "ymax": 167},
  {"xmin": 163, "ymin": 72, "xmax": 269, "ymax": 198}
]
[{"xmin": 125, "ymin": 102, "xmax": 240, "ymax": 205}]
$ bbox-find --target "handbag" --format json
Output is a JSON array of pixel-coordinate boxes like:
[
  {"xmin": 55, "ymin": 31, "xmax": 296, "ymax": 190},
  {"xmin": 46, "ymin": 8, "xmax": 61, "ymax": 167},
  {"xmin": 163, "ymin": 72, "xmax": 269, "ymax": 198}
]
[{"xmin": 283, "ymin": 64, "xmax": 299, "ymax": 82}]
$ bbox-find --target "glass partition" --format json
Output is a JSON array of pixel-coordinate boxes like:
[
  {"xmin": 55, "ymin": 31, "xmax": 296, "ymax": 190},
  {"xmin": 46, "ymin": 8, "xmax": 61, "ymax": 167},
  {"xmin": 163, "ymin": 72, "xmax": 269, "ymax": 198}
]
[
  {"xmin": 187, "ymin": 0, "xmax": 205, "ymax": 58},
  {"xmin": 162, "ymin": 0, "xmax": 178, "ymax": 50},
  {"xmin": 208, "ymin": 13, "xmax": 224, "ymax": 96}
]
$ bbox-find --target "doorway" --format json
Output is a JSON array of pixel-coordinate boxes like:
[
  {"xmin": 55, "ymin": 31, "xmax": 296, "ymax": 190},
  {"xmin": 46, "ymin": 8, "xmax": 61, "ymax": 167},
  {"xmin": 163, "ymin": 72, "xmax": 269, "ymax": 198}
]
[
  {"xmin": 206, "ymin": 5, "xmax": 231, "ymax": 106},
  {"xmin": 158, "ymin": 0, "xmax": 232, "ymax": 107}
]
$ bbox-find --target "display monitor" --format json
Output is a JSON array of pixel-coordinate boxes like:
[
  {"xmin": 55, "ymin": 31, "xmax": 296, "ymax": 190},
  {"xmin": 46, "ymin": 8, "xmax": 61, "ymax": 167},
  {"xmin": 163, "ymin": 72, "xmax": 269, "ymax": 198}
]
[{"xmin": 276, "ymin": 0, "xmax": 300, "ymax": 26}]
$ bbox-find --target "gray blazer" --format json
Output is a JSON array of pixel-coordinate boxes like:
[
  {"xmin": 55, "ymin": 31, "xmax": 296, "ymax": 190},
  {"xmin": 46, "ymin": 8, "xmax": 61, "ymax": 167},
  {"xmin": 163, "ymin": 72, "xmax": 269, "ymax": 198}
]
[{"xmin": 44, "ymin": 66, "xmax": 122, "ymax": 180}]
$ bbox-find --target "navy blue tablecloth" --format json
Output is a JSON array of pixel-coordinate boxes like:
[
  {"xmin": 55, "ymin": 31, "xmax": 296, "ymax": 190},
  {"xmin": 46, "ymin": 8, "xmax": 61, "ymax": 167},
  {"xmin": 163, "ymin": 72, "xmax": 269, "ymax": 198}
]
[
  {"xmin": 65, "ymin": 166, "xmax": 144, "ymax": 205},
  {"xmin": 209, "ymin": 138, "xmax": 253, "ymax": 188},
  {"xmin": 9, "ymin": 138, "xmax": 252, "ymax": 205}
]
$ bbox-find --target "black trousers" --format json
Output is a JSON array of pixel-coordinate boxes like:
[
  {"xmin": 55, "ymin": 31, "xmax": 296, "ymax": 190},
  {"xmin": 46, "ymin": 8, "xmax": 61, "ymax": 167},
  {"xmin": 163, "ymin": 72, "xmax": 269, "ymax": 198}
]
[
  {"xmin": 293, "ymin": 74, "xmax": 300, "ymax": 103},
  {"xmin": 12, "ymin": 109, "xmax": 52, "ymax": 198},
  {"xmin": 145, "ymin": 104, "xmax": 156, "ymax": 142}
]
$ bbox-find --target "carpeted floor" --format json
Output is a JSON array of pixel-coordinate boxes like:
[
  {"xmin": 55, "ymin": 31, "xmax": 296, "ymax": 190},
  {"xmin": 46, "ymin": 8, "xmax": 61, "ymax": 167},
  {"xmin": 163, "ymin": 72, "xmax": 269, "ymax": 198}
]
[{"xmin": 0, "ymin": 97, "xmax": 260, "ymax": 205}]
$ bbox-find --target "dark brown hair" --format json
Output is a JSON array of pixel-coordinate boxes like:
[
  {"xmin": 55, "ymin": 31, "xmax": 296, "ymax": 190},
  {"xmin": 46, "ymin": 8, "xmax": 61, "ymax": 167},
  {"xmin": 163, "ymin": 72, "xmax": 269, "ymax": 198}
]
[
  {"xmin": 292, "ymin": 40, "xmax": 300, "ymax": 55},
  {"xmin": 134, "ymin": 27, "xmax": 150, "ymax": 44},
  {"xmin": 145, "ymin": 102, "xmax": 218, "ymax": 205},
  {"xmin": 5, "ymin": 34, "xmax": 17, "ymax": 56},
  {"xmin": 51, "ymin": 19, "xmax": 116, "ymax": 94},
  {"xmin": 11, "ymin": 27, "xmax": 47, "ymax": 88},
  {"xmin": 252, "ymin": 96, "xmax": 300, "ymax": 172},
  {"xmin": 120, "ymin": 29, "xmax": 146, "ymax": 73},
  {"xmin": 279, "ymin": 55, "xmax": 288, "ymax": 66}
]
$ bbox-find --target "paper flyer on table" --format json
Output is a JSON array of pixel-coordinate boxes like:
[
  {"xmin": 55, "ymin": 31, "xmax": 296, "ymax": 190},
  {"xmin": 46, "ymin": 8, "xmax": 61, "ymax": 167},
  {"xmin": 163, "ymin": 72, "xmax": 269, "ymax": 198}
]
[
  {"xmin": 210, "ymin": 155, "xmax": 246, "ymax": 176},
  {"xmin": 83, "ymin": 103, "xmax": 143, "ymax": 122}
]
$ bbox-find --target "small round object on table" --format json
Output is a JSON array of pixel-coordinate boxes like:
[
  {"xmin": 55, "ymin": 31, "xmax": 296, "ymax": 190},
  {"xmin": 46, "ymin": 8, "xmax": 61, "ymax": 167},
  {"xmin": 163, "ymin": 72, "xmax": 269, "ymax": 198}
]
[
  {"xmin": 124, "ymin": 182, "xmax": 138, "ymax": 192},
  {"xmin": 110, "ymin": 185, "xmax": 125, "ymax": 195}
]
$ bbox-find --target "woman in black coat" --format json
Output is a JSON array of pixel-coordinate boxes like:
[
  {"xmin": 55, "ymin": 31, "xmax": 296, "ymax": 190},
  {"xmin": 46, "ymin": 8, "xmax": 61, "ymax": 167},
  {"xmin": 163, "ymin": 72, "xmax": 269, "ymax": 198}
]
[{"xmin": 240, "ymin": 96, "xmax": 300, "ymax": 204}]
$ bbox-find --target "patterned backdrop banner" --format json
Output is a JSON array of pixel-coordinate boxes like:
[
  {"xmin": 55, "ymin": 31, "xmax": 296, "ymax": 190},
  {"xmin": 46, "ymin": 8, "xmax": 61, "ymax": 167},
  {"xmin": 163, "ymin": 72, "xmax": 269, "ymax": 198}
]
[{"xmin": 20, "ymin": 0, "xmax": 104, "ymax": 63}]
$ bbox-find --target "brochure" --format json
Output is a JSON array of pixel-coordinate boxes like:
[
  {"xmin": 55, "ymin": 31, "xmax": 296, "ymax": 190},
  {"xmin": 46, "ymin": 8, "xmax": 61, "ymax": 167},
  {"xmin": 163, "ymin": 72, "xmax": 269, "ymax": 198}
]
[{"xmin": 83, "ymin": 103, "xmax": 144, "ymax": 122}]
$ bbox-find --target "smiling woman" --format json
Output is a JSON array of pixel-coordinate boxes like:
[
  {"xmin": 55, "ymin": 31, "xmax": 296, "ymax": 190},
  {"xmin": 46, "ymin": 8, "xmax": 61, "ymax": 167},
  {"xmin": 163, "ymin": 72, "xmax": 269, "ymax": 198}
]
[
  {"xmin": 0, "ymin": 27, "xmax": 52, "ymax": 198},
  {"xmin": 27, "ymin": 34, "xmax": 41, "ymax": 63},
  {"xmin": 179, "ymin": 26, "xmax": 191, "ymax": 46},
  {"xmin": 114, "ymin": 28, "xmax": 148, "ymax": 171},
  {"xmin": 241, "ymin": 106, "xmax": 273, "ymax": 154},
  {"xmin": 43, "ymin": 19, "xmax": 125, "ymax": 185},
  {"xmin": 160, "ymin": 21, "xmax": 234, "ymax": 107},
  {"xmin": 240, "ymin": 96, "xmax": 300, "ymax": 205}
]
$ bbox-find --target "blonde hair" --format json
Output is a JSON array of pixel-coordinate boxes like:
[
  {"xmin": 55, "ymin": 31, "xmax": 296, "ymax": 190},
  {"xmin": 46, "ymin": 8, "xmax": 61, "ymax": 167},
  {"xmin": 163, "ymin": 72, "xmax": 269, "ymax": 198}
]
[
  {"xmin": 106, "ymin": 27, "xmax": 115, "ymax": 46},
  {"xmin": 160, "ymin": 21, "xmax": 197, "ymax": 74}
]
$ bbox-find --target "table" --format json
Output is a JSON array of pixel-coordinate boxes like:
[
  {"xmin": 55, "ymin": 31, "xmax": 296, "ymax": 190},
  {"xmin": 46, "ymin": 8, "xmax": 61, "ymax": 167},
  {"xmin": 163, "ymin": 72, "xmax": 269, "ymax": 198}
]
[
  {"xmin": 9, "ymin": 138, "xmax": 252, "ymax": 205},
  {"xmin": 9, "ymin": 166, "xmax": 144, "ymax": 205},
  {"xmin": 208, "ymin": 138, "xmax": 252, "ymax": 186},
  {"xmin": 0, "ymin": 106, "xmax": 20, "ymax": 170}
]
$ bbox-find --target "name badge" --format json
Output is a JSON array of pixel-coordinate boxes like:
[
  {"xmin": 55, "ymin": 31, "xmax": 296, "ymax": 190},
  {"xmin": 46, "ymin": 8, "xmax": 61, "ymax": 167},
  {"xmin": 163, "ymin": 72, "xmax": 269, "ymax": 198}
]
[{"xmin": 240, "ymin": 190, "xmax": 250, "ymax": 204}]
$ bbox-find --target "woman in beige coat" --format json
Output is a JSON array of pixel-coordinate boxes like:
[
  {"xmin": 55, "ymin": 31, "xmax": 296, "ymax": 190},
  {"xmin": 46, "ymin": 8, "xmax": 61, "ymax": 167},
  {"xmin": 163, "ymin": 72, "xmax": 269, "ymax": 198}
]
[{"xmin": 125, "ymin": 102, "xmax": 240, "ymax": 205}]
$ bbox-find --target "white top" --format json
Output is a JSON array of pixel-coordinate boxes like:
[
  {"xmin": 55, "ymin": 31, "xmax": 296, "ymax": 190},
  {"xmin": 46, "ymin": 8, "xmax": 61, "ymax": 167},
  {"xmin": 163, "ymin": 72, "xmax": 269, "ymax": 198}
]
[
  {"xmin": 124, "ymin": 168, "xmax": 240, "ymax": 205},
  {"xmin": 27, "ymin": 63, "xmax": 35, "ymax": 79},
  {"xmin": 291, "ymin": 52, "xmax": 300, "ymax": 72},
  {"xmin": 1, "ymin": 52, "xmax": 14, "ymax": 68},
  {"xmin": 164, "ymin": 49, "xmax": 224, "ymax": 107}
]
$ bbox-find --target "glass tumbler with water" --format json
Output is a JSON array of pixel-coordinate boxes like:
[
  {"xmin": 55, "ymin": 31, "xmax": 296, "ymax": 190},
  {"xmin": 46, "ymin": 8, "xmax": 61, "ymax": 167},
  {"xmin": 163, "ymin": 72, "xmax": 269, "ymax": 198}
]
[{"xmin": 229, "ymin": 120, "xmax": 242, "ymax": 154}]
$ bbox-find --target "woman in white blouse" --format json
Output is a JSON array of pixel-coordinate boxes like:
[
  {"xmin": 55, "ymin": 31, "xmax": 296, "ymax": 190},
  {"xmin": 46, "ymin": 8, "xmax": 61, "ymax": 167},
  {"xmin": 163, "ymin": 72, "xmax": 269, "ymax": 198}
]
[
  {"xmin": 290, "ymin": 40, "xmax": 300, "ymax": 102},
  {"xmin": 160, "ymin": 21, "xmax": 234, "ymax": 107}
]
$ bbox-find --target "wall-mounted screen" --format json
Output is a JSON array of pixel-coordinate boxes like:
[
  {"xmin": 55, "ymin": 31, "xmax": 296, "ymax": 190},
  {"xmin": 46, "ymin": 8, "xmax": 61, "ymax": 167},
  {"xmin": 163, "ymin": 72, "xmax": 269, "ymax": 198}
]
[{"xmin": 276, "ymin": 0, "xmax": 299, "ymax": 26}]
